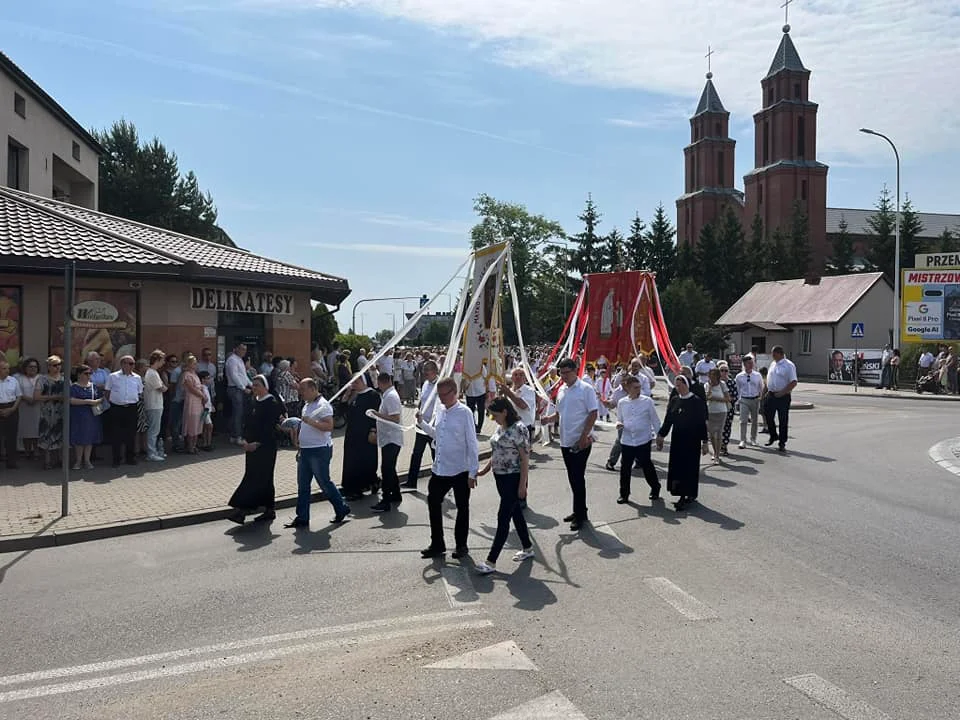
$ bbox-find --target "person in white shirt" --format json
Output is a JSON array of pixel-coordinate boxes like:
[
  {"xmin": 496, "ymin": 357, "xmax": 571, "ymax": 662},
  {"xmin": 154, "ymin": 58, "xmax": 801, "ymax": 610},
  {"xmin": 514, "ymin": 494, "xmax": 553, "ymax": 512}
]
[
  {"xmin": 282, "ymin": 378, "xmax": 350, "ymax": 528},
  {"xmin": 594, "ymin": 366, "xmax": 612, "ymax": 421},
  {"xmin": 405, "ymin": 360, "xmax": 439, "ymax": 490},
  {"xmin": 735, "ymin": 355, "xmax": 763, "ymax": 448},
  {"xmin": 0, "ymin": 359, "xmax": 22, "ymax": 469},
  {"xmin": 143, "ymin": 350, "xmax": 168, "ymax": 462},
  {"xmin": 541, "ymin": 358, "xmax": 598, "ymax": 531},
  {"xmin": 417, "ymin": 378, "xmax": 479, "ymax": 559},
  {"xmin": 225, "ymin": 344, "xmax": 252, "ymax": 445},
  {"xmin": 197, "ymin": 348, "xmax": 218, "ymax": 403},
  {"xmin": 104, "ymin": 355, "xmax": 144, "ymax": 467},
  {"xmin": 464, "ymin": 364, "xmax": 489, "ymax": 434},
  {"xmin": 615, "ymin": 375, "xmax": 661, "ymax": 503},
  {"xmin": 678, "ymin": 344, "xmax": 696, "ymax": 368},
  {"xmin": 764, "ymin": 345, "xmax": 798, "ymax": 451},
  {"xmin": 376, "ymin": 351, "xmax": 394, "ymax": 381},
  {"xmin": 695, "ymin": 353, "xmax": 717, "ymax": 385},
  {"xmin": 499, "ymin": 367, "xmax": 537, "ymax": 438},
  {"xmin": 370, "ymin": 373, "xmax": 404, "ymax": 513},
  {"xmin": 918, "ymin": 350, "xmax": 935, "ymax": 374},
  {"xmin": 259, "ymin": 351, "xmax": 274, "ymax": 378}
]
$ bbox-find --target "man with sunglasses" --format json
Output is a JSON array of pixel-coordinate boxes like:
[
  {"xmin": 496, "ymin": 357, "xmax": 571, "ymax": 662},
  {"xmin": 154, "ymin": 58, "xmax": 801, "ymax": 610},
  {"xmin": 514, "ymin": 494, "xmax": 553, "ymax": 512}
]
[{"xmin": 104, "ymin": 355, "xmax": 143, "ymax": 467}]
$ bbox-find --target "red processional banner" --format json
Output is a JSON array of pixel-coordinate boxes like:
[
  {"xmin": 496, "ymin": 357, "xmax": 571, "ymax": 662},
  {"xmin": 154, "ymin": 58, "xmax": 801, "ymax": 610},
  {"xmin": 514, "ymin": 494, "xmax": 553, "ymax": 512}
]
[{"xmin": 584, "ymin": 271, "xmax": 646, "ymax": 366}]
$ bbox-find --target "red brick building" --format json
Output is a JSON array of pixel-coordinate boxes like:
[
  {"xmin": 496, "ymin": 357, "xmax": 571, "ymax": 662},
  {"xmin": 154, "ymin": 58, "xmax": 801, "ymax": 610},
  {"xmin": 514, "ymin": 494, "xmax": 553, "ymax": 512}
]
[{"xmin": 677, "ymin": 23, "xmax": 829, "ymax": 265}]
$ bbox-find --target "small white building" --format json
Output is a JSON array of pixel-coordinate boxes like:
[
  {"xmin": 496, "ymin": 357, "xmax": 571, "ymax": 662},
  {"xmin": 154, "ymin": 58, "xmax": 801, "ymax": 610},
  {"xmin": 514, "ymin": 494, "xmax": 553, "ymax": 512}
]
[{"xmin": 715, "ymin": 272, "xmax": 893, "ymax": 378}]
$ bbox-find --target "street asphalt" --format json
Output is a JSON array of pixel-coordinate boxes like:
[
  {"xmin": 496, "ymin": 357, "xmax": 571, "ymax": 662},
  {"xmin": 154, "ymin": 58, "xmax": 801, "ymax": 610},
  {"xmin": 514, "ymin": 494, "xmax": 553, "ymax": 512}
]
[{"xmin": 0, "ymin": 391, "xmax": 957, "ymax": 719}]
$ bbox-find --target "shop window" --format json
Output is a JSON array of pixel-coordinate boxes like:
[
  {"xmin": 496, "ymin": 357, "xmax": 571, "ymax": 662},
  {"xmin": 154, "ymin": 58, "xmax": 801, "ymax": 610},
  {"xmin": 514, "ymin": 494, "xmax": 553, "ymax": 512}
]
[{"xmin": 14, "ymin": 93, "xmax": 25, "ymax": 118}]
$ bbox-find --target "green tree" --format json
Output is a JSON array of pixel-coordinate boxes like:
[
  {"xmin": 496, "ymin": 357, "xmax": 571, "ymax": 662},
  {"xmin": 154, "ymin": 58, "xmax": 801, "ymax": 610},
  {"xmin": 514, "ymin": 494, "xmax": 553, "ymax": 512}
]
[
  {"xmin": 625, "ymin": 213, "xmax": 647, "ymax": 271},
  {"xmin": 898, "ymin": 195, "xmax": 924, "ymax": 270},
  {"xmin": 865, "ymin": 185, "xmax": 897, "ymax": 281},
  {"xmin": 421, "ymin": 321, "xmax": 449, "ymax": 345},
  {"xmin": 311, "ymin": 305, "xmax": 339, "ymax": 350},
  {"xmin": 572, "ymin": 194, "xmax": 605, "ymax": 276},
  {"xmin": 770, "ymin": 228, "xmax": 789, "ymax": 280},
  {"xmin": 787, "ymin": 201, "xmax": 812, "ymax": 277},
  {"xmin": 374, "ymin": 329, "xmax": 394, "ymax": 347},
  {"xmin": 659, "ymin": 278, "xmax": 715, "ymax": 352},
  {"xmin": 937, "ymin": 228, "xmax": 960, "ymax": 253},
  {"xmin": 828, "ymin": 215, "xmax": 856, "ymax": 275},
  {"xmin": 675, "ymin": 240, "xmax": 696, "ymax": 281},
  {"xmin": 470, "ymin": 194, "xmax": 565, "ymax": 345},
  {"xmin": 334, "ymin": 332, "xmax": 375, "ymax": 365},
  {"xmin": 644, "ymin": 203, "xmax": 677, "ymax": 289},
  {"xmin": 92, "ymin": 120, "xmax": 233, "ymax": 245},
  {"xmin": 747, "ymin": 212, "xmax": 774, "ymax": 283},
  {"xmin": 602, "ymin": 227, "xmax": 627, "ymax": 272}
]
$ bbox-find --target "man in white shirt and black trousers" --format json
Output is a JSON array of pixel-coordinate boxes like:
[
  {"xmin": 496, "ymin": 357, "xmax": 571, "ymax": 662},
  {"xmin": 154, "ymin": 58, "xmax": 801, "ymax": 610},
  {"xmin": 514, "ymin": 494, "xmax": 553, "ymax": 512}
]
[
  {"xmin": 104, "ymin": 355, "xmax": 144, "ymax": 467},
  {"xmin": 370, "ymin": 372, "xmax": 404, "ymax": 513},
  {"xmin": 404, "ymin": 360, "xmax": 439, "ymax": 490},
  {"xmin": 764, "ymin": 345, "xmax": 798, "ymax": 452},
  {"xmin": 417, "ymin": 377, "xmax": 480, "ymax": 559},
  {"xmin": 542, "ymin": 358, "xmax": 598, "ymax": 531},
  {"xmin": 225, "ymin": 343, "xmax": 252, "ymax": 445}
]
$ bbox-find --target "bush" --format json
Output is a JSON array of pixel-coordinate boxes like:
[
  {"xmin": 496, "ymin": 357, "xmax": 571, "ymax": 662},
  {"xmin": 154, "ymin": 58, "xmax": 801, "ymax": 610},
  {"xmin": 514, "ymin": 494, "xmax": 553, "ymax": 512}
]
[{"xmin": 334, "ymin": 332, "xmax": 375, "ymax": 362}]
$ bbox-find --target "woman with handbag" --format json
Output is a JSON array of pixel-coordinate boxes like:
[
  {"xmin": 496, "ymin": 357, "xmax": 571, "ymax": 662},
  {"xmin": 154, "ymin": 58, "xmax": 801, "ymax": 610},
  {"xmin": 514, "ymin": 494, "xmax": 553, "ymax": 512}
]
[
  {"xmin": 69, "ymin": 363, "xmax": 104, "ymax": 470},
  {"xmin": 340, "ymin": 375, "xmax": 380, "ymax": 501},
  {"xmin": 704, "ymin": 368, "xmax": 731, "ymax": 464}
]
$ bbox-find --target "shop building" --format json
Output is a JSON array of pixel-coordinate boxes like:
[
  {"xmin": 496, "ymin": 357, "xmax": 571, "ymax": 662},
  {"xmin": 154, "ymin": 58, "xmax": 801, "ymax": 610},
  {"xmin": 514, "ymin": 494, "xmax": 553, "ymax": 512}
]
[{"xmin": 0, "ymin": 186, "xmax": 350, "ymax": 370}]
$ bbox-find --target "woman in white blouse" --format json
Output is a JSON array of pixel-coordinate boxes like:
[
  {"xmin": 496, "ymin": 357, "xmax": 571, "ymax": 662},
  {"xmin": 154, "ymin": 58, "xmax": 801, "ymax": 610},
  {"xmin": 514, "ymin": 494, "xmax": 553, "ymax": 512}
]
[
  {"xmin": 704, "ymin": 368, "xmax": 731, "ymax": 464},
  {"xmin": 615, "ymin": 375, "xmax": 661, "ymax": 504}
]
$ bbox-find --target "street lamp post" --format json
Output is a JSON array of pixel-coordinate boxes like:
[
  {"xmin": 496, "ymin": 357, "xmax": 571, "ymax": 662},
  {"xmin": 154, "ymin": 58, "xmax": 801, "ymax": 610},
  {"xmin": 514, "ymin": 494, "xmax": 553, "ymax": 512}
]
[
  {"xmin": 386, "ymin": 313, "xmax": 396, "ymax": 333},
  {"xmin": 860, "ymin": 127, "xmax": 901, "ymax": 349},
  {"xmin": 351, "ymin": 295, "xmax": 423, "ymax": 336}
]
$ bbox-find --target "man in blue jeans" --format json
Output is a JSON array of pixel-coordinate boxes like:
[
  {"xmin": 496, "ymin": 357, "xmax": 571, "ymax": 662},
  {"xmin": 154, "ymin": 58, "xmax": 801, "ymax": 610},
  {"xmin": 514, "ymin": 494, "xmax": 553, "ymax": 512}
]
[{"xmin": 284, "ymin": 378, "xmax": 351, "ymax": 529}]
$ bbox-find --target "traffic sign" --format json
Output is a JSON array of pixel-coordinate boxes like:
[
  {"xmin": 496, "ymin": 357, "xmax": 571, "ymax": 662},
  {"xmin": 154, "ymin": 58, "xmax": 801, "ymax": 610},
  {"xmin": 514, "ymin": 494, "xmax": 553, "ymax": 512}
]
[{"xmin": 851, "ymin": 322, "xmax": 864, "ymax": 339}]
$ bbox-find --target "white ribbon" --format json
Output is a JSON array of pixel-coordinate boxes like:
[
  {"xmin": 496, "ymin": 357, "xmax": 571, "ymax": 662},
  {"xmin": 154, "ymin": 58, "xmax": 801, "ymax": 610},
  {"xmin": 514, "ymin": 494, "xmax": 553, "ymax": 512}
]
[{"xmin": 365, "ymin": 408, "xmax": 417, "ymax": 431}]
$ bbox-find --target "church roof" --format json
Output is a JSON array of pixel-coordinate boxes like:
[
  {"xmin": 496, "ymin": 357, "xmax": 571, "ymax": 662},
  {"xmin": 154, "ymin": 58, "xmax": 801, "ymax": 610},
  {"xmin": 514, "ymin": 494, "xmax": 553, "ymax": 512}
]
[
  {"xmin": 694, "ymin": 75, "xmax": 727, "ymax": 115},
  {"xmin": 765, "ymin": 28, "xmax": 808, "ymax": 78}
]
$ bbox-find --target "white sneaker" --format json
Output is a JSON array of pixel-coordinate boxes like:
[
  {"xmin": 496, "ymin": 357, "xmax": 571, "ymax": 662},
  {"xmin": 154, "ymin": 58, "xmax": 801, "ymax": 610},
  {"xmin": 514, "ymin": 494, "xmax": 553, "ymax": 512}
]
[
  {"xmin": 147, "ymin": 454, "xmax": 164, "ymax": 462},
  {"xmin": 72, "ymin": 463, "xmax": 81, "ymax": 471},
  {"xmin": 474, "ymin": 561, "xmax": 496, "ymax": 575},
  {"xmin": 738, "ymin": 441, "xmax": 746, "ymax": 449},
  {"xmin": 512, "ymin": 548, "xmax": 535, "ymax": 562}
]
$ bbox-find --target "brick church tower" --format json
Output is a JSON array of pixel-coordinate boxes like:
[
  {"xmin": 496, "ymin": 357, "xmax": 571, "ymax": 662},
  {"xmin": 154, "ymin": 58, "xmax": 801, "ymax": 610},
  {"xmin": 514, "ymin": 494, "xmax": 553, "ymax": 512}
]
[
  {"xmin": 742, "ymin": 23, "xmax": 829, "ymax": 264},
  {"xmin": 676, "ymin": 71, "xmax": 744, "ymax": 248}
]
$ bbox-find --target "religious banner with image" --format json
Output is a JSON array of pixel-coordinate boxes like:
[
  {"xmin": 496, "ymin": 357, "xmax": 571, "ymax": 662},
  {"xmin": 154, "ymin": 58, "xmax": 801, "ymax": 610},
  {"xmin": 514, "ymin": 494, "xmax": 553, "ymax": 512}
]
[
  {"xmin": 584, "ymin": 271, "xmax": 644, "ymax": 366},
  {"xmin": 462, "ymin": 243, "xmax": 507, "ymax": 385},
  {"xmin": 0, "ymin": 286, "xmax": 22, "ymax": 367},
  {"xmin": 49, "ymin": 288, "xmax": 139, "ymax": 369}
]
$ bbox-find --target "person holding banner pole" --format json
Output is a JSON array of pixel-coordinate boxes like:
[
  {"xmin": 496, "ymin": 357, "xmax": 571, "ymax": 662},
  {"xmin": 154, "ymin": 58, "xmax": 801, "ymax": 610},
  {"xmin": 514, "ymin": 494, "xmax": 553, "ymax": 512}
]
[{"xmin": 404, "ymin": 360, "xmax": 439, "ymax": 489}]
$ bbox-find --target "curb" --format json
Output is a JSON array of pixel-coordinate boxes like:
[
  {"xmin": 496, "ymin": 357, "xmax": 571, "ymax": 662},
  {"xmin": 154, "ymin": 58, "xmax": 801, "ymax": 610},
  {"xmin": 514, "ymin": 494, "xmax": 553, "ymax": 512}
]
[
  {"xmin": 0, "ymin": 449, "xmax": 493, "ymax": 553},
  {"xmin": 928, "ymin": 438, "xmax": 960, "ymax": 477}
]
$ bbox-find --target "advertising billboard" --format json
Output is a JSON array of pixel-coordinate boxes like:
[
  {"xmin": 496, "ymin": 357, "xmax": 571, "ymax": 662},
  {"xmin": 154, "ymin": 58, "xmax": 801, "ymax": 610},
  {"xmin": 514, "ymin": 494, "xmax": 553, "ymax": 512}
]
[
  {"xmin": 901, "ymin": 270, "xmax": 960, "ymax": 343},
  {"xmin": 827, "ymin": 349, "xmax": 882, "ymax": 385}
]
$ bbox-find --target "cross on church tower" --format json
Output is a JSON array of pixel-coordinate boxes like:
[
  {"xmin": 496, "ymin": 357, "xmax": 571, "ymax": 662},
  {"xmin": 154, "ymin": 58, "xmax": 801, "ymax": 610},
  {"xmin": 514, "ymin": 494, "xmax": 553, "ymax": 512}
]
[
  {"xmin": 705, "ymin": 45, "xmax": 715, "ymax": 78},
  {"xmin": 781, "ymin": 0, "xmax": 794, "ymax": 30}
]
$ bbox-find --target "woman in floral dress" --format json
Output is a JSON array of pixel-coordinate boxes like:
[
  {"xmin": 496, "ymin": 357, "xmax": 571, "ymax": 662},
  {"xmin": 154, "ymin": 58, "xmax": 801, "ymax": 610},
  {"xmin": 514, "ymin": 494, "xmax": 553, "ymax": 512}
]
[{"xmin": 36, "ymin": 355, "xmax": 65, "ymax": 469}]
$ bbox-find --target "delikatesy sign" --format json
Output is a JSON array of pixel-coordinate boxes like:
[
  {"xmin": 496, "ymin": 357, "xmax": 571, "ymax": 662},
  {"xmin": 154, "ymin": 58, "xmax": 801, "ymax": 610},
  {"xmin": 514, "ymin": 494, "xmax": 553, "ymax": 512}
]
[{"xmin": 190, "ymin": 287, "xmax": 294, "ymax": 315}]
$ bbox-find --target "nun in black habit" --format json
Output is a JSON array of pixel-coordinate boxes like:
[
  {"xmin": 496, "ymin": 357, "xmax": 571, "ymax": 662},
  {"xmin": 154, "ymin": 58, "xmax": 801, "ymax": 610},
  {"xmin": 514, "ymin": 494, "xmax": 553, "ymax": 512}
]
[
  {"xmin": 227, "ymin": 375, "xmax": 284, "ymax": 524},
  {"xmin": 656, "ymin": 374, "xmax": 709, "ymax": 511}
]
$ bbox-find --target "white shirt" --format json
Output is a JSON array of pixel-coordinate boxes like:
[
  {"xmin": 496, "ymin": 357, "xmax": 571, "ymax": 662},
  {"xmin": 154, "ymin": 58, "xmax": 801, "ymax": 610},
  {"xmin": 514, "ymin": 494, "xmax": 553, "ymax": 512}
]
[
  {"xmin": 259, "ymin": 361, "xmax": 273, "ymax": 376},
  {"xmin": 678, "ymin": 350, "xmax": 696, "ymax": 368},
  {"xmin": 197, "ymin": 361, "xmax": 217, "ymax": 397},
  {"xmin": 514, "ymin": 384, "xmax": 536, "ymax": 428},
  {"xmin": 419, "ymin": 401, "xmax": 479, "ymax": 477},
  {"xmin": 695, "ymin": 359, "xmax": 717, "ymax": 384},
  {"xmin": 919, "ymin": 352, "xmax": 935, "ymax": 368},
  {"xmin": 143, "ymin": 368, "xmax": 165, "ymax": 411},
  {"xmin": 105, "ymin": 371, "xmax": 143, "ymax": 406},
  {"xmin": 466, "ymin": 372, "xmax": 487, "ymax": 397},
  {"xmin": 735, "ymin": 370, "xmax": 763, "ymax": 399},
  {"xmin": 639, "ymin": 366, "xmax": 656, "ymax": 396},
  {"xmin": 377, "ymin": 354, "xmax": 394, "ymax": 376},
  {"xmin": 299, "ymin": 396, "xmax": 334, "ymax": 448},
  {"xmin": 225, "ymin": 353, "xmax": 251, "ymax": 389},
  {"xmin": 416, "ymin": 379, "xmax": 438, "ymax": 436},
  {"xmin": 376, "ymin": 386, "xmax": 403, "ymax": 448},
  {"xmin": 617, "ymin": 394, "xmax": 660, "ymax": 446},
  {"xmin": 556, "ymin": 378, "xmax": 599, "ymax": 448},
  {"xmin": 0, "ymin": 375, "xmax": 21, "ymax": 403},
  {"xmin": 767, "ymin": 357, "xmax": 798, "ymax": 393},
  {"xmin": 325, "ymin": 351, "xmax": 338, "ymax": 377}
]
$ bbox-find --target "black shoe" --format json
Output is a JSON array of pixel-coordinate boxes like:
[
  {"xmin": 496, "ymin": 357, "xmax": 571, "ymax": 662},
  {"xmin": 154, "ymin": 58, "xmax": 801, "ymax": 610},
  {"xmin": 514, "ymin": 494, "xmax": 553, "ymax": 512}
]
[
  {"xmin": 389, "ymin": 494, "xmax": 403, "ymax": 504},
  {"xmin": 370, "ymin": 500, "xmax": 392, "ymax": 513},
  {"xmin": 421, "ymin": 545, "xmax": 445, "ymax": 558},
  {"xmin": 616, "ymin": 496, "xmax": 628, "ymax": 504},
  {"xmin": 283, "ymin": 518, "xmax": 309, "ymax": 529},
  {"xmin": 332, "ymin": 507, "xmax": 351, "ymax": 523},
  {"xmin": 451, "ymin": 546, "xmax": 469, "ymax": 559},
  {"xmin": 778, "ymin": 444, "xmax": 787, "ymax": 452},
  {"xmin": 226, "ymin": 510, "xmax": 245, "ymax": 525},
  {"xmin": 563, "ymin": 513, "xmax": 576, "ymax": 522},
  {"xmin": 402, "ymin": 480, "xmax": 418, "ymax": 489},
  {"xmin": 604, "ymin": 462, "xmax": 616, "ymax": 471},
  {"xmin": 254, "ymin": 511, "xmax": 276, "ymax": 522},
  {"xmin": 649, "ymin": 488, "xmax": 661, "ymax": 501},
  {"xmin": 569, "ymin": 520, "xmax": 583, "ymax": 531},
  {"xmin": 765, "ymin": 437, "xmax": 778, "ymax": 447}
]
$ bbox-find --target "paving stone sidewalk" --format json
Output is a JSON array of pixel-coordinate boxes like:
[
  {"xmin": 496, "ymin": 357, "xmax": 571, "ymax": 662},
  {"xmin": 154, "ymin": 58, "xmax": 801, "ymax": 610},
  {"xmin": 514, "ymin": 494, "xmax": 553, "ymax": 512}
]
[{"xmin": 0, "ymin": 407, "xmax": 496, "ymax": 550}]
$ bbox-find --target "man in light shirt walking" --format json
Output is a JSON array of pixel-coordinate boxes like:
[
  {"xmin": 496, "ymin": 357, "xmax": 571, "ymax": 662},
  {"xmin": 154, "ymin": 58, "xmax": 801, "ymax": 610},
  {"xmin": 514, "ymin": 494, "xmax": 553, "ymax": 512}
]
[
  {"xmin": 370, "ymin": 372, "xmax": 404, "ymax": 513},
  {"xmin": 764, "ymin": 346, "xmax": 798, "ymax": 452},
  {"xmin": 735, "ymin": 355, "xmax": 763, "ymax": 448},
  {"xmin": 405, "ymin": 360, "xmax": 439, "ymax": 490}
]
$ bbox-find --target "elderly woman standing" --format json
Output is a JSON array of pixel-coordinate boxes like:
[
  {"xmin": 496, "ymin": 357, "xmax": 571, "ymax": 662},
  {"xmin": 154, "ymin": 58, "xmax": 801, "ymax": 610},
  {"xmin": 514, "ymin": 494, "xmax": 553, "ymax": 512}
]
[
  {"xmin": 718, "ymin": 362, "xmax": 739, "ymax": 457},
  {"xmin": 36, "ymin": 355, "xmax": 65, "ymax": 469},
  {"xmin": 275, "ymin": 359, "xmax": 300, "ymax": 419},
  {"xmin": 16, "ymin": 357, "xmax": 42, "ymax": 461},
  {"xmin": 704, "ymin": 368, "xmax": 731, "ymax": 464},
  {"xmin": 69, "ymin": 364, "xmax": 103, "ymax": 470},
  {"xmin": 656, "ymin": 375, "xmax": 708, "ymax": 511},
  {"xmin": 227, "ymin": 375, "xmax": 283, "ymax": 525},
  {"xmin": 181, "ymin": 354, "xmax": 205, "ymax": 454}
]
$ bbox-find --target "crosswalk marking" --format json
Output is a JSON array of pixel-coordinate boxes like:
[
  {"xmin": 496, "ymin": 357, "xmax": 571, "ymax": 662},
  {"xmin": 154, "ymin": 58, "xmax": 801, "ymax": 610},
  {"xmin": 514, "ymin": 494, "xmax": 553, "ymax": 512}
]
[
  {"xmin": 643, "ymin": 577, "xmax": 719, "ymax": 621},
  {"xmin": 486, "ymin": 691, "xmax": 589, "ymax": 720},
  {"xmin": 426, "ymin": 641, "xmax": 538, "ymax": 671},
  {"xmin": 784, "ymin": 674, "xmax": 892, "ymax": 720},
  {"xmin": 440, "ymin": 565, "xmax": 481, "ymax": 607}
]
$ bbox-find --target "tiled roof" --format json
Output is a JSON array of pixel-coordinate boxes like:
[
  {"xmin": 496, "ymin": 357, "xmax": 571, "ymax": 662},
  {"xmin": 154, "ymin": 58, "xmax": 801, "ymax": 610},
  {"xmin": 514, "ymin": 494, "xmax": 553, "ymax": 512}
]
[
  {"xmin": 766, "ymin": 30, "xmax": 808, "ymax": 78},
  {"xmin": 827, "ymin": 207, "xmax": 960, "ymax": 239},
  {"xmin": 716, "ymin": 272, "xmax": 887, "ymax": 326},
  {"xmin": 0, "ymin": 187, "xmax": 350, "ymax": 303},
  {"xmin": 694, "ymin": 76, "xmax": 727, "ymax": 116}
]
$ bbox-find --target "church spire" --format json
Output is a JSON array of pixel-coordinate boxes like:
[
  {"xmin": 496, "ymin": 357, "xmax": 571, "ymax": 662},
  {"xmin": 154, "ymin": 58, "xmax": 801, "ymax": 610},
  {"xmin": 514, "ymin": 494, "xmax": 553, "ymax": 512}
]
[{"xmin": 766, "ymin": 21, "xmax": 808, "ymax": 78}]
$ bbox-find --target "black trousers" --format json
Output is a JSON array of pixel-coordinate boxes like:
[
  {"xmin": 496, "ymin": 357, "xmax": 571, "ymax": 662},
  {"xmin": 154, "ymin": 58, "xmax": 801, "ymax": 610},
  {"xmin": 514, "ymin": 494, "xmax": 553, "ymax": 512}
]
[
  {"xmin": 465, "ymin": 394, "xmax": 485, "ymax": 433},
  {"xmin": 488, "ymin": 472, "xmax": 531, "ymax": 563},
  {"xmin": 427, "ymin": 471, "xmax": 470, "ymax": 551},
  {"xmin": 619, "ymin": 442, "xmax": 660, "ymax": 499},
  {"xmin": 110, "ymin": 404, "xmax": 138, "ymax": 463},
  {"xmin": 764, "ymin": 393, "xmax": 791, "ymax": 447},
  {"xmin": 0, "ymin": 402, "xmax": 18, "ymax": 467},
  {"xmin": 406, "ymin": 432, "xmax": 435, "ymax": 485},
  {"xmin": 561, "ymin": 445, "xmax": 591, "ymax": 521},
  {"xmin": 380, "ymin": 443, "xmax": 401, "ymax": 501}
]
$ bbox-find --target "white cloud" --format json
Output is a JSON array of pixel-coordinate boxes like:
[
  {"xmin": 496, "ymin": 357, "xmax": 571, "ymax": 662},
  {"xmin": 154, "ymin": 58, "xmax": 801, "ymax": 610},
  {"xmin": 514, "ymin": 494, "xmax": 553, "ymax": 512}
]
[
  {"xmin": 359, "ymin": 212, "xmax": 470, "ymax": 234},
  {"xmin": 305, "ymin": 241, "xmax": 468, "ymax": 257},
  {"xmin": 243, "ymin": 0, "xmax": 960, "ymax": 159}
]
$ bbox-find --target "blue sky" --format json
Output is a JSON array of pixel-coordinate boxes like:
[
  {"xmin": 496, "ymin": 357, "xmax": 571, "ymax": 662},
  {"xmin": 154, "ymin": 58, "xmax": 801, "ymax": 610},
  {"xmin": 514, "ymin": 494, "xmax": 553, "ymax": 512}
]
[{"xmin": 6, "ymin": 0, "xmax": 960, "ymax": 335}]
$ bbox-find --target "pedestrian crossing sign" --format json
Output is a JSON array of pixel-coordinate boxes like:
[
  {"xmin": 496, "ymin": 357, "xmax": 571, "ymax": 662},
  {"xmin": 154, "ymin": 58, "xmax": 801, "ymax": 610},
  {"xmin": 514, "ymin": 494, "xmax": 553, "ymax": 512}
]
[{"xmin": 850, "ymin": 322, "xmax": 864, "ymax": 338}]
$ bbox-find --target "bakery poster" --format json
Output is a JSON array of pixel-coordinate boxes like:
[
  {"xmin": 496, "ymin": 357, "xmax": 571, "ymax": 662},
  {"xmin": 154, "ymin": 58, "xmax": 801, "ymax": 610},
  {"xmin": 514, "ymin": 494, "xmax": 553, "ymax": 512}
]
[
  {"xmin": 49, "ymin": 288, "xmax": 138, "ymax": 369},
  {"xmin": 0, "ymin": 287, "xmax": 22, "ymax": 367}
]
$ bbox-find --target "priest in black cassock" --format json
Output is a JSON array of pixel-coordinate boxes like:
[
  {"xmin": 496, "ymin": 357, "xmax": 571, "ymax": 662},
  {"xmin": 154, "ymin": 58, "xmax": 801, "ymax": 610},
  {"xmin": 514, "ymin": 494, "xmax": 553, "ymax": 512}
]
[
  {"xmin": 341, "ymin": 375, "xmax": 380, "ymax": 501},
  {"xmin": 656, "ymin": 375, "xmax": 709, "ymax": 511}
]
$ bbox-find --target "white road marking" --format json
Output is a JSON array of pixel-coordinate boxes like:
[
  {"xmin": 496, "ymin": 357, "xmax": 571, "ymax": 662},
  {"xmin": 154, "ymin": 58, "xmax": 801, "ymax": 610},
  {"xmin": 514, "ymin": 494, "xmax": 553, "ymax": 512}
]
[
  {"xmin": 0, "ymin": 619, "xmax": 493, "ymax": 704},
  {"xmin": 426, "ymin": 640, "xmax": 538, "ymax": 671},
  {"xmin": 0, "ymin": 609, "xmax": 485, "ymax": 688},
  {"xmin": 928, "ymin": 439, "xmax": 960, "ymax": 476},
  {"xmin": 643, "ymin": 577, "xmax": 719, "ymax": 621},
  {"xmin": 486, "ymin": 691, "xmax": 589, "ymax": 720},
  {"xmin": 589, "ymin": 521, "xmax": 626, "ymax": 552},
  {"xmin": 784, "ymin": 674, "xmax": 892, "ymax": 720},
  {"xmin": 440, "ymin": 565, "xmax": 481, "ymax": 607}
]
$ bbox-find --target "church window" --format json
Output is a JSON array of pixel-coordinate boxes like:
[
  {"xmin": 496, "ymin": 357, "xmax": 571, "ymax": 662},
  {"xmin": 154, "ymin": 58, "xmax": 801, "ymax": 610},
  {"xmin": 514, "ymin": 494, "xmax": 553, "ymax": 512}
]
[
  {"xmin": 801, "ymin": 179, "xmax": 808, "ymax": 200},
  {"xmin": 715, "ymin": 121, "xmax": 721, "ymax": 137},
  {"xmin": 794, "ymin": 82, "xmax": 801, "ymax": 99},
  {"xmin": 763, "ymin": 121, "xmax": 770, "ymax": 165},
  {"xmin": 718, "ymin": 150, "xmax": 725, "ymax": 186},
  {"xmin": 767, "ymin": 87, "xmax": 774, "ymax": 106},
  {"xmin": 693, "ymin": 155, "xmax": 699, "ymax": 187},
  {"xmin": 758, "ymin": 183, "xmax": 764, "ymax": 205},
  {"xmin": 797, "ymin": 117, "xmax": 806, "ymax": 159}
]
